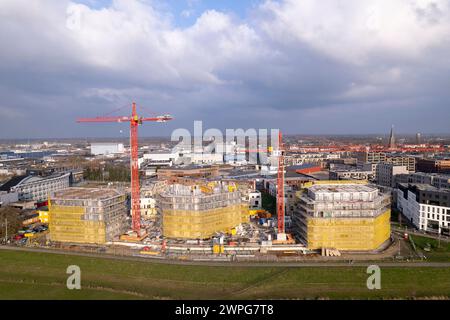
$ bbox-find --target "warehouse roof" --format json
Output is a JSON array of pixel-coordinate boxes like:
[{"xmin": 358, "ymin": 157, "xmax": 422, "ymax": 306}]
[{"xmin": 0, "ymin": 175, "xmax": 27, "ymax": 191}]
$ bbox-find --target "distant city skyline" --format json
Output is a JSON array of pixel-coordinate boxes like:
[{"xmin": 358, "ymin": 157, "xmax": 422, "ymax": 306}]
[
  {"xmin": 2, "ymin": 131, "xmax": 450, "ymax": 143},
  {"xmin": 1, "ymin": 0, "xmax": 450, "ymax": 138}
]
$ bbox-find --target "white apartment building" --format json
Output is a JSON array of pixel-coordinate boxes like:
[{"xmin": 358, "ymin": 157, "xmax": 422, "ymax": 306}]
[
  {"xmin": 248, "ymin": 191, "xmax": 262, "ymax": 210},
  {"xmin": 7, "ymin": 173, "xmax": 71, "ymax": 202},
  {"xmin": 397, "ymin": 183, "xmax": 450, "ymax": 235}
]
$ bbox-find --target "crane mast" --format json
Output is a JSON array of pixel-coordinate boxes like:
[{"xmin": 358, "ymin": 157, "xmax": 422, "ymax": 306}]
[
  {"xmin": 277, "ymin": 131, "xmax": 285, "ymax": 238},
  {"xmin": 130, "ymin": 102, "xmax": 141, "ymax": 233}
]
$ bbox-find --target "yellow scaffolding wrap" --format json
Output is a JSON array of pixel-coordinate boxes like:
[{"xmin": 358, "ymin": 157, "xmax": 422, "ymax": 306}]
[
  {"xmin": 306, "ymin": 210, "xmax": 391, "ymax": 251},
  {"xmin": 49, "ymin": 204, "xmax": 107, "ymax": 244},
  {"xmin": 163, "ymin": 204, "xmax": 249, "ymax": 239}
]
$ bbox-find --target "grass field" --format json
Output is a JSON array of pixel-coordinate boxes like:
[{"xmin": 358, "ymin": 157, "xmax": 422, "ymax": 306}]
[
  {"xmin": 411, "ymin": 235, "xmax": 450, "ymax": 262},
  {"xmin": 0, "ymin": 250, "xmax": 449, "ymax": 300}
]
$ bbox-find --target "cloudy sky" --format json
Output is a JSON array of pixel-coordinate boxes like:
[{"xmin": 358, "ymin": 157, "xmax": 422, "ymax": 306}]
[{"xmin": 0, "ymin": 0, "xmax": 449, "ymax": 138}]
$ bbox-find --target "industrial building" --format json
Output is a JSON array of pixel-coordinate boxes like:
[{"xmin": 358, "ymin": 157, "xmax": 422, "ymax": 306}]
[
  {"xmin": 396, "ymin": 183, "xmax": 450, "ymax": 235},
  {"xmin": 293, "ymin": 183, "xmax": 391, "ymax": 251},
  {"xmin": 140, "ymin": 151, "xmax": 179, "ymax": 176},
  {"xmin": 90, "ymin": 143, "xmax": 125, "ymax": 156},
  {"xmin": 159, "ymin": 182, "xmax": 249, "ymax": 239},
  {"xmin": 49, "ymin": 188, "xmax": 127, "ymax": 244}
]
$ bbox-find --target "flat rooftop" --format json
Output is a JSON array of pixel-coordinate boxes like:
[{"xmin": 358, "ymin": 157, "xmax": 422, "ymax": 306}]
[
  {"xmin": 309, "ymin": 184, "xmax": 376, "ymax": 193},
  {"xmin": 159, "ymin": 165, "xmax": 214, "ymax": 171},
  {"xmin": 399, "ymin": 183, "xmax": 450, "ymax": 193},
  {"xmin": 301, "ymin": 171, "xmax": 330, "ymax": 180},
  {"xmin": 52, "ymin": 187, "xmax": 122, "ymax": 200},
  {"xmin": 412, "ymin": 172, "xmax": 450, "ymax": 179}
]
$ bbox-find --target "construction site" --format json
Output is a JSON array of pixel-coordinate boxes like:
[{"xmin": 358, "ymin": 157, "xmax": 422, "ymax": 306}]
[{"xmin": 4, "ymin": 102, "xmax": 398, "ymax": 261}]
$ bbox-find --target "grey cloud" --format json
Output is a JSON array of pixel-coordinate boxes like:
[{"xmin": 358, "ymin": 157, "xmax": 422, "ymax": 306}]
[{"xmin": 0, "ymin": 0, "xmax": 449, "ymax": 138}]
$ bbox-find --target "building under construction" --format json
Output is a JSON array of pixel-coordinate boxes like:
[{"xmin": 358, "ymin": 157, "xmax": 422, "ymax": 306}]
[
  {"xmin": 293, "ymin": 183, "xmax": 391, "ymax": 251},
  {"xmin": 159, "ymin": 182, "xmax": 249, "ymax": 239},
  {"xmin": 49, "ymin": 188, "xmax": 127, "ymax": 244}
]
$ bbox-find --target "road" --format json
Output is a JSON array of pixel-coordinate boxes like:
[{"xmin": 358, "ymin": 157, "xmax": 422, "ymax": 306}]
[
  {"xmin": 392, "ymin": 226, "xmax": 450, "ymax": 242},
  {"xmin": 1, "ymin": 245, "xmax": 450, "ymax": 268}
]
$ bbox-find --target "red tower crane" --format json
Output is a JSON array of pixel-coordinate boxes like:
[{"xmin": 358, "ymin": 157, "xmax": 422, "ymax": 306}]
[
  {"xmin": 77, "ymin": 102, "xmax": 173, "ymax": 235},
  {"xmin": 276, "ymin": 131, "xmax": 285, "ymax": 237}
]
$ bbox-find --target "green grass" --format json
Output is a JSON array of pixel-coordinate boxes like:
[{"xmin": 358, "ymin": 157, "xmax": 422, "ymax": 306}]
[
  {"xmin": 262, "ymin": 192, "xmax": 276, "ymax": 215},
  {"xmin": 411, "ymin": 235, "xmax": 450, "ymax": 262},
  {"xmin": 0, "ymin": 250, "xmax": 449, "ymax": 300}
]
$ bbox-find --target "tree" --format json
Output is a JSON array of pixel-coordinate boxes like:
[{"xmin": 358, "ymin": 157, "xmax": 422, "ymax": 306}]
[{"xmin": 0, "ymin": 207, "xmax": 22, "ymax": 240}]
